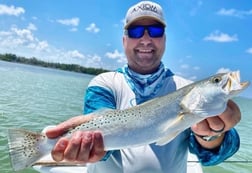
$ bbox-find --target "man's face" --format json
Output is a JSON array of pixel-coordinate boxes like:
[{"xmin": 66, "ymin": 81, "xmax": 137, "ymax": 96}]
[{"xmin": 123, "ymin": 18, "xmax": 166, "ymax": 74}]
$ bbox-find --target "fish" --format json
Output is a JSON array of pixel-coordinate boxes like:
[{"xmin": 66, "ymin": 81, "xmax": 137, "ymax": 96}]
[{"xmin": 7, "ymin": 71, "xmax": 250, "ymax": 171}]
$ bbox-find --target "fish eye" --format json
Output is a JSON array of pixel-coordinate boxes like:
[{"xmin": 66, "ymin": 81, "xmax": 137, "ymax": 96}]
[{"xmin": 211, "ymin": 76, "xmax": 222, "ymax": 83}]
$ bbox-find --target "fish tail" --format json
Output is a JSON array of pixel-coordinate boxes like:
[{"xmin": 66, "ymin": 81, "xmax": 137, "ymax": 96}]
[{"xmin": 7, "ymin": 129, "xmax": 47, "ymax": 171}]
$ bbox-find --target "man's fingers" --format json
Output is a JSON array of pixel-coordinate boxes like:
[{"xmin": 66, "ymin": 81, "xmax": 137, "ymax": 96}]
[
  {"xmin": 192, "ymin": 117, "xmax": 225, "ymax": 136},
  {"xmin": 206, "ymin": 116, "xmax": 225, "ymax": 133},
  {"xmin": 217, "ymin": 100, "xmax": 241, "ymax": 130},
  {"xmin": 51, "ymin": 138, "xmax": 69, "ymax": 162},
  {"xmin": 76, "ymin": 132, "xmax": 93, "ymax": 162},
  {"xmin": 63, "ymin": 131, "xmax": 83, "ymax": 161},
  {"xmin": 89, "ymin": 132, "xmax": 106, "ymax": 162},
  {"xmin": 191, "ymin": 119, "xmax": 210, "ymax": 135}
]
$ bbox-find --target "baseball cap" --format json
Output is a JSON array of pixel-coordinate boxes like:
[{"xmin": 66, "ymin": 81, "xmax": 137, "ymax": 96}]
[{"xmin": 124, "ymin": 1, "xmax": 166, "ymax": 29}]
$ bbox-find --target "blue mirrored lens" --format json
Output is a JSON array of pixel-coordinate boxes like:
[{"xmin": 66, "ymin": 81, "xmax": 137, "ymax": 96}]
[
  {"xmin": 127, "ymin": 26, "xmax": 145, "ymax": 38},
  {"xmin": 127, "ymin": 25, "xmax": 164, "ymax": 38},
  {"xmin": 148, "ymin": 25, "xmax": 164, "ymax": 38}
]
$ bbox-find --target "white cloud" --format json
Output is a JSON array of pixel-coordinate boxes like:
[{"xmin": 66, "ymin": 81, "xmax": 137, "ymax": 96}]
[
  {"xmin": 204, "ymin": 30, "xmax": 238, "ymax": 43},
  {"xmin": 27, "ymin": 40, "xmax": 48, "ymax": 51},
  {"xmin": 27, "ymin": 23, "xmax": 37, "ymax": 31},
  {"xmin": 189, "ymin": 75, "xmax": 197, "ymax": 80},
  {"xmin": 193, "ymin": 66, "xmax": 200, "ymax": 70},
  {"xmin": 180, "ymin": 64, "xmax": 189, "ymax": 69},
  {"xmin": 85, "ymin": 23, "xmax": 100, "ymax": 33},
  {"xmin": 217, "ymin": 8, "xmax": 252, "ymax": 18},
  {"xmin": 0, "ymin": 4, "xmax": 25, "ymax": 16},
  {"xmin": 36, "ymin": 41, "xmax": 49, "ymax": 51},
  {"xmin": 216, "ymin": 68, "xmax": 231, "ymax": 74},
  {"xmin": 11, "ymin": 27, "xmax": 34, "ymax": 42},
  {"xmin": 0, "ymin": 25, "xmax": 50, "ymax": 55},
  {"xmin": 70, "ymin": 28, "xmax": 78, "ymax": 32},
  {"xmin": 246, "ymin": 48, "xmax": 252, "ymax": 54},
  {"xmin": 105, "ymin": 49, "xmax": 126, "ymax": 63},
  {"xmin": 83, "ymin": 54, "xmax": 102, "ymax": 68},
  {"xmin": 66, "ymin": 50, "xmax": 84, "ymax": 59},
  {"xmin": 32, "ymin": 16, "xmax": 38, "ymax": 20},
  {"xmin": 57, "ymin": 17, "xmax": 79, "ymax": 26},
  {"xmin": 105, "ymin": 49, "xmax": 123, "ymax": 59},
  {"xmin": 189, "ymin": 0, "xmax": 203, "ymax": 16},
  {"xmin": 106, "ymin": 43, "xmax": 111, "ymax": 47},
  {"xmin": 0, "ymin": 31, "xmax": 12, "ymax": 36}
]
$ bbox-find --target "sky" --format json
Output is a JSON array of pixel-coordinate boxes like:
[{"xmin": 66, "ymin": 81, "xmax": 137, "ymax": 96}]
[{"xmin": 0, "ymin": 0, "xmax": 251, "ymax": 98}]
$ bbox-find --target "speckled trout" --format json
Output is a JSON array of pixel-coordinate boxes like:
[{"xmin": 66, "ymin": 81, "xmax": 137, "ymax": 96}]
[{"xmin": 8, "ymin": 71, "xmax": 249, "ymax": 171}]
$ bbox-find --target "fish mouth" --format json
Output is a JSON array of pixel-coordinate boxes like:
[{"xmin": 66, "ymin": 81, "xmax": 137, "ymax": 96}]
[{"xmin": 222, "ymin": 71, "xmax": 250, "ymax": 95}]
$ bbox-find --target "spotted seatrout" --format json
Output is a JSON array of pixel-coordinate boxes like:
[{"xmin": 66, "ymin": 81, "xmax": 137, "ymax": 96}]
[{"xmin": 8, "ymin": 71, "xmax": 249, "ymax": 171}]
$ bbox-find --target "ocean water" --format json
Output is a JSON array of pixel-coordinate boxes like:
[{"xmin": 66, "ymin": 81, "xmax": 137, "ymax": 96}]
[{"xmin": 0, "ymin": 61, "xmax": 251, "ymax": 173}]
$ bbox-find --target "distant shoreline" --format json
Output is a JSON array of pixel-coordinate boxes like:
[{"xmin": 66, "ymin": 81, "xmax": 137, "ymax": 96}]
[{"xmin": 0, "ymin": 53, "xmax": 109, "ymax": 75}]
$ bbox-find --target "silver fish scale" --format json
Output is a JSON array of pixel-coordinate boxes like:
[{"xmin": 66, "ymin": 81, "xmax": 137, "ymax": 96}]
[{"xmin": 66, "ymin": 108, "xmax": 145, "ymax": 136}]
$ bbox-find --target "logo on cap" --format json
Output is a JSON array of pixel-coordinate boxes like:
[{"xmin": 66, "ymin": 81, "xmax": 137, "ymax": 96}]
[{"xmin": 130, "ymin": 2, "xmax": 158, "ymax": 14}]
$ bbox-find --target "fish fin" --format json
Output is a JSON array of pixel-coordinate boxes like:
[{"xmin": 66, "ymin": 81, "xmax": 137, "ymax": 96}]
[
  {"xmin": 8, "ymin": 129, "xmax": 46, "ymax": 171},
  {"xmin": 156, "ymin": 113, "xmax": 185, "ymax": 146},
  {"xmin": 155, "ymin": 131, "xmax": 181, "ymax": 146},
  {"xmin": 162, "ymin": 113, "xmax": 185, "ymax": 132}
]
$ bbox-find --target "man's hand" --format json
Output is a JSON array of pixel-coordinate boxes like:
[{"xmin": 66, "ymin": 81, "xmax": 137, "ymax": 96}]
[
  {"xmin": 46, "ymin": 115, "xmax": 106, "ymax": 163},
  {"xmin": 191, "ymin": 100, "xmax": 241, "ymax": 149}
]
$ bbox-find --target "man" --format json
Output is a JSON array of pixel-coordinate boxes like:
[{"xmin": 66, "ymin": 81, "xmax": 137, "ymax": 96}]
[{"xmin": 46, "ymin": 1, "xmax": 241, "ymax": 172}]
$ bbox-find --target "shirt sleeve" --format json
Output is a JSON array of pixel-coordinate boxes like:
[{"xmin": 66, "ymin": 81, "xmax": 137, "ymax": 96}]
[
  {"xmin": 189, "ymin": 128, "xmax": 240, "ymax": 166},
  {"xmin": 84, "ymin": 86, "xmax": 116, "ymax": 114}
]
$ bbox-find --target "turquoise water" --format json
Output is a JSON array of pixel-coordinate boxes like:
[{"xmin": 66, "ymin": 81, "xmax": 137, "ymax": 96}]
[{"xmin": 0, "ymin": 61, "xmax": 251, "ymax": 173}]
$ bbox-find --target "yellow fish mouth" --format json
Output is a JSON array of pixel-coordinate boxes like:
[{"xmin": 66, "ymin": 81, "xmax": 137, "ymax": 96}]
[{"xmin": 222, "ymin": 71, "xmax": 250, "ymax": 94}]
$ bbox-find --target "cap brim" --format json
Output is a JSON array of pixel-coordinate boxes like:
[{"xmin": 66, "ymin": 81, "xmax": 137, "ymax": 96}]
[{"xmin": 124, "ymin": 16, "xmax": 166, "ymax": 29}]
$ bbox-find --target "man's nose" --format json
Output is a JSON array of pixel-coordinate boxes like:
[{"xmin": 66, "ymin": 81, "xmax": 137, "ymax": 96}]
[{"xmin": 140, "ymin": 30, "xmax": 152, "ymax": 44}]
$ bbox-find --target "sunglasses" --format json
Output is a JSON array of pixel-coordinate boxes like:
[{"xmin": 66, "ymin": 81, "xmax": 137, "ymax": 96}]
[{"xmin": 126, "ymin": 24, "xmax": 165, "ymax": 39}]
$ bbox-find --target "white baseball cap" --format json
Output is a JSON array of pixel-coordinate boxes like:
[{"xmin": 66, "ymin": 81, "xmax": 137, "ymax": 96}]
[{"xmin": 124, "ymin": 1, "xmax": 166, "ymax": 29}]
